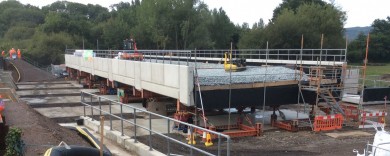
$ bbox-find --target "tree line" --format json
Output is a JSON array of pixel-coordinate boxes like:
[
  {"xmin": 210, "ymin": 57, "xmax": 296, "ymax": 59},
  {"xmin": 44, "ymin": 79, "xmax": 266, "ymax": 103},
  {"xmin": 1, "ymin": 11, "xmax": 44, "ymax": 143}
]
[{"xmin": 0, "ymin": 0, "xmax": 387, "ymax": 65}]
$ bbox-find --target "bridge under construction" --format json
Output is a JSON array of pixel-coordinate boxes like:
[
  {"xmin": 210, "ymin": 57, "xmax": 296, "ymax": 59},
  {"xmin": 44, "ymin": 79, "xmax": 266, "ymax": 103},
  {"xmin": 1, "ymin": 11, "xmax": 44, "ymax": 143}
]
[{"xmin": 65, "ymin": 48, "xmax": 390, "ymax": 137}]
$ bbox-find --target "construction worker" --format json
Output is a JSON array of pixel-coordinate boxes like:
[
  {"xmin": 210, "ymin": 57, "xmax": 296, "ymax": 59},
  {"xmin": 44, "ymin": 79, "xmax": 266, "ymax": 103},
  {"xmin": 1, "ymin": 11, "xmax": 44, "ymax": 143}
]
[
  {"xmin": 1, "ymin": 51, "xmax": 4, "ymax": 57},
  {"xmin": 10, "ymin": 48, "xmax": 16, "ymax": 60},
  {"xmin": 17, "ymin": 49, "xmax": 21, "ymax": 59}
]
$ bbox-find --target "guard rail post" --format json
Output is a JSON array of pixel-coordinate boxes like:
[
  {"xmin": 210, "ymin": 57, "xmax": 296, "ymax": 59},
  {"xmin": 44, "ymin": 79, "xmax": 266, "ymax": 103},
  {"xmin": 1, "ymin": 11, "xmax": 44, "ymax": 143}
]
[
  {"xmin": 121, "ymin": 104, "xmax": 124, "ymax": 136},
  {"xmin": 109, "ymin": 101, "xmax": 112, "ymax": 130},
  {"xmin": 90, "ymin": 94, "xmax": 93, "ymax": 121},
  {"xmin": 82, "ymin": 92, "xmax": 86, "ymax": 117},
  {"xmin": 99, "ymin": 97, "xmax": 102, "ymax": 116},
  {"xmin": 134, "ymin": 108, "xmax": 137, "ymax": 143},
  {"xmin": 218, "ymin": 134, "xmax": 221, "ymax": 156},
  {"xmin": 149, "ymin": 113, "xmax": 152, "ymax": 151},
  {"xmin": 167, "ymin": 119, "xmax": 170, "ymax": 155}
]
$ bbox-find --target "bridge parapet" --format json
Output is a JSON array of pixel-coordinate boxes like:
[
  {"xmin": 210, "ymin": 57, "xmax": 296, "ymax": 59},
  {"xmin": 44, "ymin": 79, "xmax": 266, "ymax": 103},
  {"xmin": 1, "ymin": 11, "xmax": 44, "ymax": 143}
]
[{"xmin": 65, "ymin": 53, "xmax": 194, "ymax": 106}]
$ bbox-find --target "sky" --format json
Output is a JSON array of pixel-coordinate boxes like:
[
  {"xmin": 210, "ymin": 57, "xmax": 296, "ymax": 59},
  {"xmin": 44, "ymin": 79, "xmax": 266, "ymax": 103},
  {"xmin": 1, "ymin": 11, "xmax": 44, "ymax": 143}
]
[{"xmin": 14, "ymin": 0, "xmax": 390, "ymax": 28}]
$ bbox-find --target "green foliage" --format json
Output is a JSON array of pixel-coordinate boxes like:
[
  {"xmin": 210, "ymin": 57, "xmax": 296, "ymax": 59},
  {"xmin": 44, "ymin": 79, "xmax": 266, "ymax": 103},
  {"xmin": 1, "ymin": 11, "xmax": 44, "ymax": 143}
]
[
  {"xmin": 266, "ymin": 3, "xmax": 346, "ymax": 49},
  {"xmin": 272, "ymin": 0, "xmax": 326, "ymax": 21},
  {"xmin": 0, "ymin": 0, "xmax": 382, "ymax": 66},
  {"xmin": 348, "ymin": 17, "xmax": 390, "ymax": 63},
  {"xmin": 365, "ymin": 64, "xmax": 390, "ymax": 76},
  {"xmin": 5, "ymin": 127, "xmax": 23, "ymax": 156},
  {"xmin": 240, "ymin": 2, "xmax": 346, "ymax": 49},
  {"xmin": 28, "ymin": 31, "xmax": 77, "ymax": 65}
]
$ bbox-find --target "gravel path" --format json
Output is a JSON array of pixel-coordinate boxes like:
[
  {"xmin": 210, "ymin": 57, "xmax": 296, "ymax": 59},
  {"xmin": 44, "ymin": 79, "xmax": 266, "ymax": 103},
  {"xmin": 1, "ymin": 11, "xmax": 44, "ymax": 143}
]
[
  {"xmin": 9, "ymin": 59, "xmax": 55, "ymax": 82},
  {"xmin": 146, "ymin": 59, "xmax": 308, "ymax": 86}
]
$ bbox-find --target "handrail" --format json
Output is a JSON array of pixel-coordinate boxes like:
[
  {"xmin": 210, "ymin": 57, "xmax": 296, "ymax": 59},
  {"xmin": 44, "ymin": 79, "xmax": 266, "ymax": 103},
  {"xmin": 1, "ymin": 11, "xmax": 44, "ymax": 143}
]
[
  {"xmin": 22, "ymin": 56, "xmax": 52, "ymax": 74},
  {"xmin": 80, "ymin": 91, "xmax": 231, "ymax": 156},
  {"xmin": 65, "ymin": 48, "xmax": 347, "ymax": 65}
]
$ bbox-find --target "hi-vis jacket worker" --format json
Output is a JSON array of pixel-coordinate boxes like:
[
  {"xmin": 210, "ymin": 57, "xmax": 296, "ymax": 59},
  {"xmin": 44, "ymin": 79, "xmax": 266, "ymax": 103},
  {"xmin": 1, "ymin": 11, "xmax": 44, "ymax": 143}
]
[
  {"xmin": 17, "ymin": 49, "xmax": 21, "ymax": 59},
  {"xmin": 9, "ymin": 48, "xmax": 16, "ymax": 58},
  {"xmin": 1, "ymin": 51, "xmax": 4, "ymax": 57}
]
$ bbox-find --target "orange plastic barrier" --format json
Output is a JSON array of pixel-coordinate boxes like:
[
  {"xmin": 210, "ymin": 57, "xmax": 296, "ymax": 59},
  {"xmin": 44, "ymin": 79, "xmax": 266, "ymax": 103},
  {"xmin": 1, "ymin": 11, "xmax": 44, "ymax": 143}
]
[{"xmin": 313, "ymin": 114, "xmax": 343, "ymax": 132}]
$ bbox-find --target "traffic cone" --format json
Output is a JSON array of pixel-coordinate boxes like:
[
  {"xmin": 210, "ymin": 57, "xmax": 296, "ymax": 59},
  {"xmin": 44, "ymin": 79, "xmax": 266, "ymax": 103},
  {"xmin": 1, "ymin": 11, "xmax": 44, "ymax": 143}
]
[
  {"xmin": 186, "ymin": 128, "xmax": 191, "ymax": 140},
  {"xmin": 202, "ymin": 132, "xmax": 207, "ymax": 142},
  {"xmin": 205, "ymin": 133, "xmax": 213, "ymax": 147}
]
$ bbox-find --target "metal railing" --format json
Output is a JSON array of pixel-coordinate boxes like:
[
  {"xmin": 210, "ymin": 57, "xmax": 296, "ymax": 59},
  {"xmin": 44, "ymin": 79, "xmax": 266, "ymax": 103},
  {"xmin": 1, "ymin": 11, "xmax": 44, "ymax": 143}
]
[
  {"xmin": 80, "ymin": 91, "xmax": 231, "ymax": 156},
  {"xmin": 364, "ymin": 75, "xmax": 390, "ymax": 87},
  {"xmin": 65, "ymin": 48, "xmax": 347, "ymax": 65},
  {"xmin": 22, "ymin": 56, "xmax": 52, "ymax": 73},
  {"xmin": 360, "ymin": 142, "xmax": 390, "ymax": 156}
]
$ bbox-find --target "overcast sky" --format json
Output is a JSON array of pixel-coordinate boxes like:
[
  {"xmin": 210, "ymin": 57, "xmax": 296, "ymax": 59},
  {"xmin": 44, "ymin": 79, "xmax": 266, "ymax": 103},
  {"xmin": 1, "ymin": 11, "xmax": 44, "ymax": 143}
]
[{"xmin": 14, "ymin": 0, "xmax": 390, "ymax": 28}]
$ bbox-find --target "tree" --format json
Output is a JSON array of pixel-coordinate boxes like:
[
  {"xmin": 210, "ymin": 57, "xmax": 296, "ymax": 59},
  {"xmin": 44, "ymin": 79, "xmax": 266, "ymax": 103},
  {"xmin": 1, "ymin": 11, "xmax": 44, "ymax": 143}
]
[
  {"xmin": 208, "ymin": 8, "xmax": 236, "ymax": 49},
  {"xmin": 272, "ymin": 0, "xmax": 326, "ymax": 21},
  {"xmin": 265, "ymin": 3, "xmax": 345, "ymax": 49},
  {"xmin": 27, "ymin": 31, "xmax": 77, "ymax": 65},
  {"xmin": 348, "ymin": 17, "xmax": 390, "ymax": 63}
]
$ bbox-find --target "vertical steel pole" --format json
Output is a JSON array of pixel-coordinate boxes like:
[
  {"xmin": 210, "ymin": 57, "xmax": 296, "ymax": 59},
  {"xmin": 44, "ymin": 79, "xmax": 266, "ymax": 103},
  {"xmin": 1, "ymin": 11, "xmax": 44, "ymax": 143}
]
[
  {"xmin": 227, "ymin": 138, "xmax": 231, "ymax": 156},
  {"xmin": 167, "ymin": 119, "xmax": 170, "ymax": 156},
  {"xmin": 82, "ymin": 92, "xmax": 86, "ymax": 117},
  {"xmin": 109, "ymin": 101, "xmax": 112, "ymax": 130},
  {"xmin": 218, "ymin": 134, "xmax": 221, "ymax": 156},
  {"xmin": 91, "ymin": 94, "xmax": 93, "ymax": 120},
  {"xmin": 149, "ymin": 113, "xmax": 152, "ymax": 151},
  {"xmin": 121, "ymin": 104, "xmax": 124, "ymax": 136},
  {"xmin": 134, "ymin": 108, "xmax": 137, "ymax": 143},
  {"xmin": 99, "ymin": 97, "xmax": 102, "ymax": 116},
  {"xmin": 190, "ymin": 127, "xmax": 193, "ymax": 156}
]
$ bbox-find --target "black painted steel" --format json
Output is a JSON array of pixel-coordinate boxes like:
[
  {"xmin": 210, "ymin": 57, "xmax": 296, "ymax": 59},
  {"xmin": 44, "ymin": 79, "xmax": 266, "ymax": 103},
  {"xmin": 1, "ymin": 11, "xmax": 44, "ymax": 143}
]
[{"xmin": 195, "ymin": 85, "xmax": 300, "ymax": 109}]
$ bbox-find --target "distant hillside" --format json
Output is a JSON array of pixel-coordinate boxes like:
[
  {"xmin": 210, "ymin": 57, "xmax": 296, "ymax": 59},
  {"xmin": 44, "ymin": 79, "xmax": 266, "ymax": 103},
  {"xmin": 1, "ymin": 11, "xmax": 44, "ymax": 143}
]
[{"xmin": 345, "ymin": 26, "xmax": 372, "ymax": 42}]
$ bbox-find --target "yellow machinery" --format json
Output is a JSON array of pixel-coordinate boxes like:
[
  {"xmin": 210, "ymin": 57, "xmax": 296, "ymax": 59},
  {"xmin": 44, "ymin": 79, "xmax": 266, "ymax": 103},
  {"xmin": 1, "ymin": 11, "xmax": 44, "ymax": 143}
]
[{"xmin": 224, "ymin": 52, "xmax": 246, "ymax": 72}]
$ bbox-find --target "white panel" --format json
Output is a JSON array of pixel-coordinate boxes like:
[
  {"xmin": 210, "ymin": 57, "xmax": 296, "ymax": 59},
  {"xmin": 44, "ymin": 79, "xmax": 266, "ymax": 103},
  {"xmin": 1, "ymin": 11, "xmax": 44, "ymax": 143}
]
[
  {"xmin": 108, "ymin": 59, "xmax": 113, "ymax": 80},
  {"xmin": 94, "ymin": 70, "xmax": 108, "ymax": 78},
  {"xmin": 76, "ymin": 57, "xmax": 81, "ymax": 66},
  {"xmin": 141, "ymin": 62, "xmax": 152, "ymax": 82},
  {"xmin": 141, "ymin": 81, "xmax": 178, "ymax": 99},
  {"xmin": 99, "ymin": 58, "xmax": 103, "ymax": 71},
  {"xmin": 134, "ymin": 62, "xmax": 141, "ymax": 89},
  {"xmin": 126, "ymin": 61, "xmax": 135, "ymax": 78},
  {"xmin": 93, "ymin": 58, "xmax": 98, "ymax": 70},
  {"xmin": 118, "ymin": 60, "xmax": 126, "ymax": 76},
  {"xmin": 112, "ymin": 59, "xmax": 119, "ymax": 75},
  {"xmin": 151, "ymin": 63, "xmax": 164, "ymax": 85},
  {"xmin": 113, "ymin": 74, "xmax": 135, "ymax": 86},
  {"xmin": 164, "ymin": 64, "xmax": 179, "ymax": 88},
  {"xmin": 102, "ymin": 59, "xmax": 108, "ymax": 72},
  {"xmin": 179, "ymin": 66, "xmax": 194, "ymax": 106}
]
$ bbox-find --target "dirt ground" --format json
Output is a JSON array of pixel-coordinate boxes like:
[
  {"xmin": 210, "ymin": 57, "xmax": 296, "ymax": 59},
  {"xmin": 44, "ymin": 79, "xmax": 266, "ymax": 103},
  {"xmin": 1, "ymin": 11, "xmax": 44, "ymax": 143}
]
[
  {"xmin": 7, "ymin": 59, "xmax": 55, "ymax": 82},
  {"xmin": 4, "ymin": 101, "xmax": 92, "ymax": 156},
  {"xmin": 1, "ymin": 59, "xmax": 90, "ymax": 156},
  {"xmin": 135, "ymin": 104, "xmax": 390, "ymax": 156},
  {"xmin": 136, "ymin": 119, "xmax": 379, "ymax": 156}
]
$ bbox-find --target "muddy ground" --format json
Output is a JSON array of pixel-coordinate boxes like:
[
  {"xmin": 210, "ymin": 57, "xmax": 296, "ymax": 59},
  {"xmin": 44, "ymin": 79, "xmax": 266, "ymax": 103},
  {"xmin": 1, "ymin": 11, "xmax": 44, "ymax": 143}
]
[
  {"xmin": 3, "ymin": 101, "xmax": 92, "ymax": 156},
  {"xmin": 1, "ymin": 60, "xmax": 91, "ymax": 156},
  {"xmin": 136, "ymin": 115, "xmax": 382, "ymax": 156}
]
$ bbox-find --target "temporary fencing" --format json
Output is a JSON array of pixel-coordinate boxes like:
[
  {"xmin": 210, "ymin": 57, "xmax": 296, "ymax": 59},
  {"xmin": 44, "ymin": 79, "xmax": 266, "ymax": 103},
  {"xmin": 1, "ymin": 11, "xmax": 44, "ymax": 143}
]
[{"xmin": 313, "ymin": 114, "xmax": 343, "ymax": 132}]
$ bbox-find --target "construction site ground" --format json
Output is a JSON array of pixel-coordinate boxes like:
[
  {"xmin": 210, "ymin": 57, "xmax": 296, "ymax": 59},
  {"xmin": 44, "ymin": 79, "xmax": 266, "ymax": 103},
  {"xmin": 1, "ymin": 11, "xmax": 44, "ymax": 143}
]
[{"xmin": 1, "ymin": 59, "xmax": 389, "ymax": 156}]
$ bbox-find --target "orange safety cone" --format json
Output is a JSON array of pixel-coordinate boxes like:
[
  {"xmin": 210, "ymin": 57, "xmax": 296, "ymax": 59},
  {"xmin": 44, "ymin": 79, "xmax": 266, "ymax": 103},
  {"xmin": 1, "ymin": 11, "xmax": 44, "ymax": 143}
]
[
  {"xmin": 202, "ymin": 132, "xmax": 207, "ymax": 142},
  {"xmin": 186, "ymin": 128, "xmax": 191, "ymax": 141},
  {"xmin": 205, "ymin": 133, "xmax": 213, "ymax": 147}
]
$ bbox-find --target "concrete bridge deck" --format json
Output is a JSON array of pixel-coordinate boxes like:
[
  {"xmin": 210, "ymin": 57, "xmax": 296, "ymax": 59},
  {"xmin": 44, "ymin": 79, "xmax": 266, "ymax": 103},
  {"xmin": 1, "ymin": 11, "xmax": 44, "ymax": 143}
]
[{"xmin": 65, "ymin": 49, "xmax": 346, "ymax": 108}]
